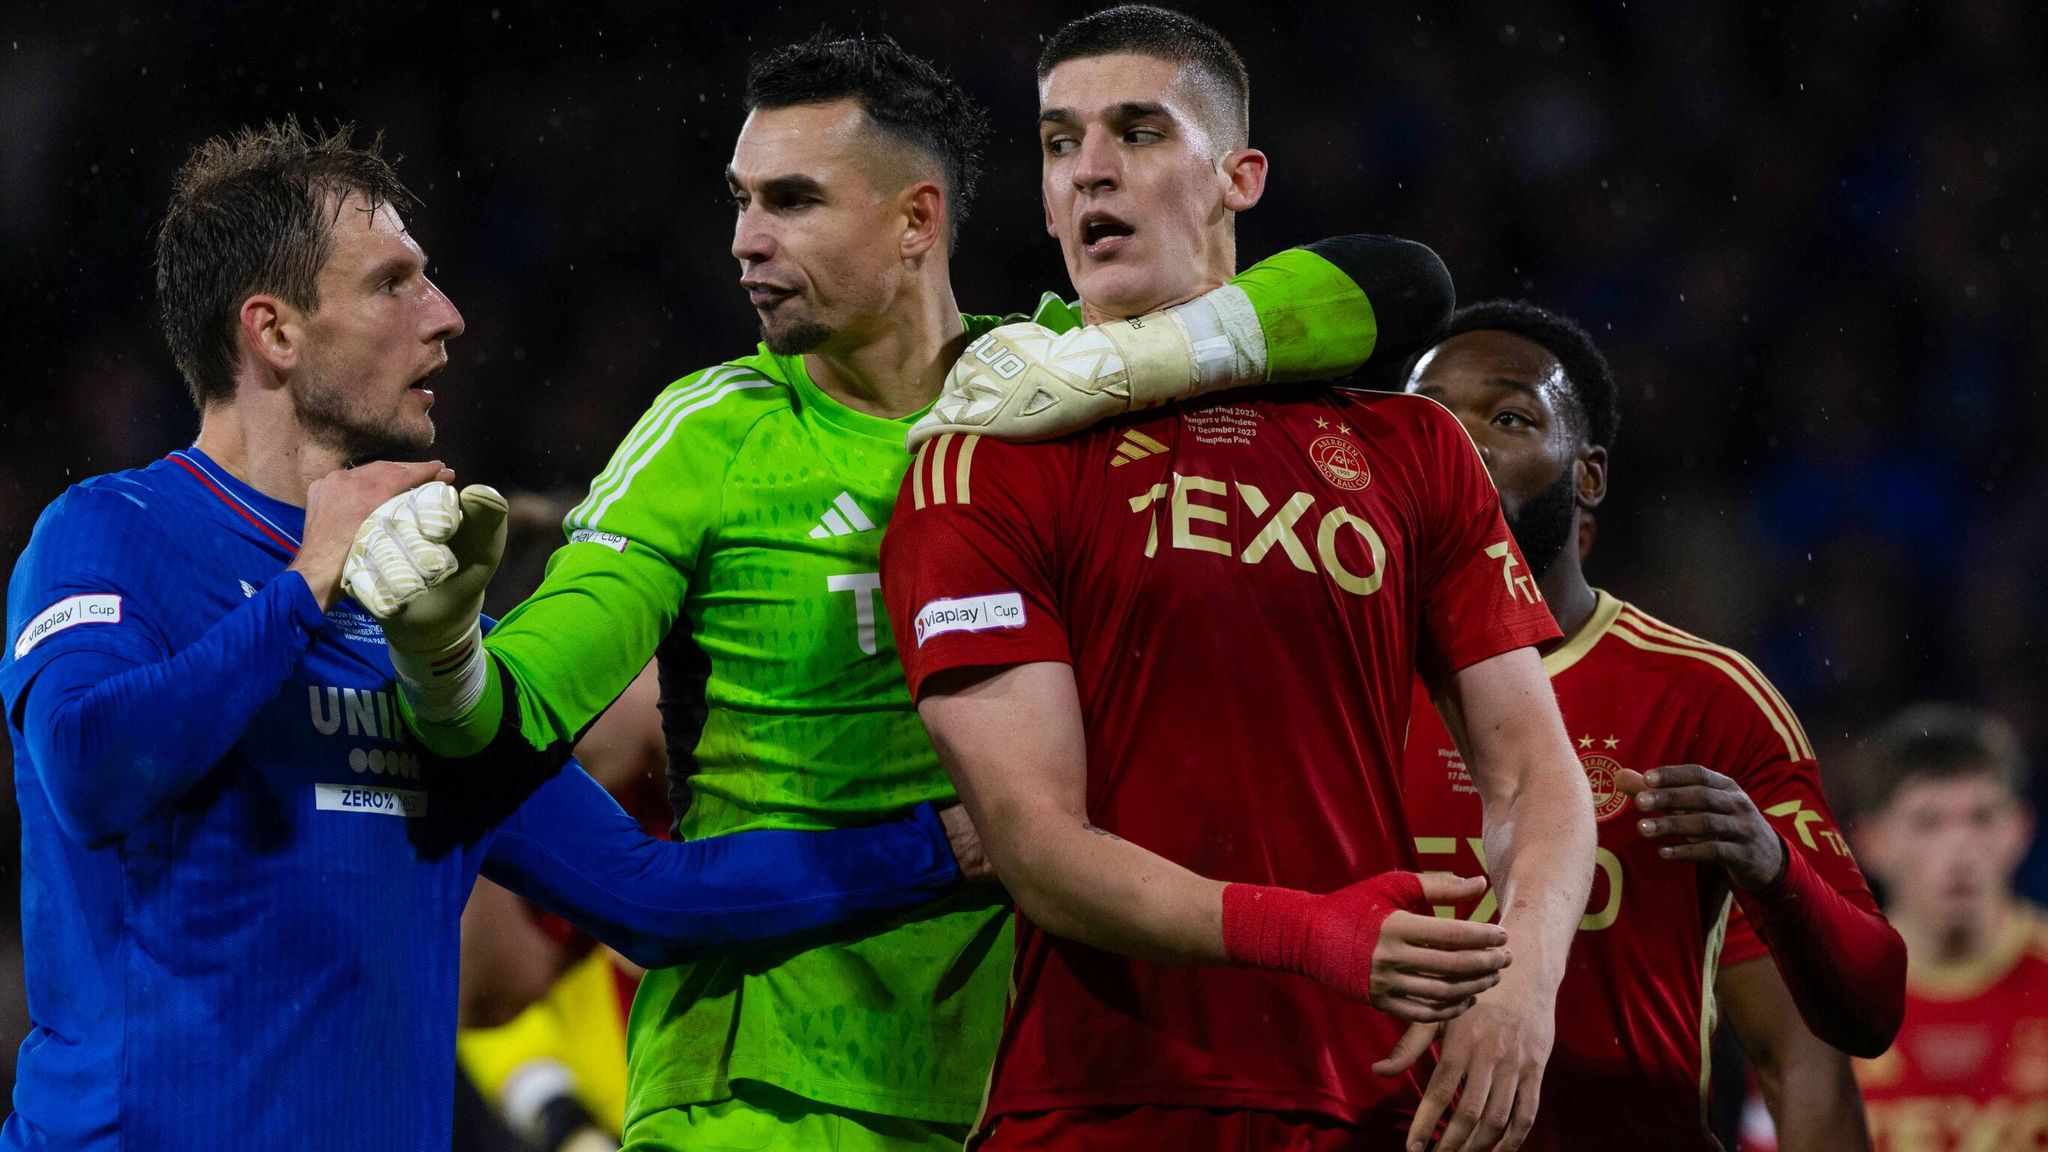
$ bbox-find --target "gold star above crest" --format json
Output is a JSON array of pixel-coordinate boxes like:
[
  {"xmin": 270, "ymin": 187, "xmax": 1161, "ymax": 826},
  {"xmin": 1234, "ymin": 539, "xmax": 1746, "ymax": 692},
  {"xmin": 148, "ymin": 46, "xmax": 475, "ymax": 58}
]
[
  {"xmin": 1577, "ymin": 734, "xmax": 1594, "ymax": 749},
  {"xmin": 1314, "ymin": 417, "xmax": 1330, "ymax": 429},
  {"xmin": 1338, "ymin": 423, "xmax": 1353, "ymax": 435},
  {"xmin": 1603, "ymin": 735, "xmax": 1619, "ymax": 749}
]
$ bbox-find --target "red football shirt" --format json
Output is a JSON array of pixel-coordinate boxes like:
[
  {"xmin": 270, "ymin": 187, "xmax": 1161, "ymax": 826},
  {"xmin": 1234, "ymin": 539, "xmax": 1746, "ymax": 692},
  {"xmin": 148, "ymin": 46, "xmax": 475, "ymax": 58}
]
[
  {"xmin": 882, "ymin": 388, "xmax": 1559, "ymax": 1130},
  {"xmin": 1854, "ymin": 907, "xmax": 2048, "ymax": 1151},
  {"xmin": 1402, "ymin": 590, "xmax": 1878, "ymax": 1150}
]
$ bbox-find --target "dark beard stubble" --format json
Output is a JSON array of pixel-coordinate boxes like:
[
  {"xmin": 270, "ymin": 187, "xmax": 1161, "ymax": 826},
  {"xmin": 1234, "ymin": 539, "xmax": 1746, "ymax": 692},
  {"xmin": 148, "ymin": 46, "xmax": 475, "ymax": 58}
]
[
  {"xmin": 1503, "ymin": 461, "xmax": 1579, "ymax": 581},
  {"xmin": 291, "ymin": 372, "xmax": 436, "ymax": 464}
]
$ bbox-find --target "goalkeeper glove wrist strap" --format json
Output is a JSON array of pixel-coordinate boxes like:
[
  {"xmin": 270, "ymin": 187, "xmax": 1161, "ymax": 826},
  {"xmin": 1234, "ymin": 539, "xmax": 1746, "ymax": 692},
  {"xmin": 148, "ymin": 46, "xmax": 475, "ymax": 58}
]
[
  {"xmin": 1108, "ymin": 283, "xmax": 1269, "ymax": 409},
  {"xmin": 389, "ymin": 618, "xmax": 489, "ymax": 724}
]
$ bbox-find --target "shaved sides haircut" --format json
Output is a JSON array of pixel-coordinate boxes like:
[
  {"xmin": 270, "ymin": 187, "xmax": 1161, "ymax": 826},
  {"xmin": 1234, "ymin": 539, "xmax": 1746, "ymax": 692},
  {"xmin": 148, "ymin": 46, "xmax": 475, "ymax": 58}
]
[{"xmin": 1039, "ymin": 5, "xmax": 1251, "ymax": 151}]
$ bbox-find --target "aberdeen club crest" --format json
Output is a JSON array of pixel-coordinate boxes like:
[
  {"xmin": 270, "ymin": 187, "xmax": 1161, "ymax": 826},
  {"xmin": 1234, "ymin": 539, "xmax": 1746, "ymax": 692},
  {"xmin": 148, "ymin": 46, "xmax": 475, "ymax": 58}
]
[
  {"xmin": 1310, "ymin": 434, "xmax": 1371, "ymax": 491},
  {"xmin": 1581, "ymin": 751, "xmax": 1631, "ymax": 823}
]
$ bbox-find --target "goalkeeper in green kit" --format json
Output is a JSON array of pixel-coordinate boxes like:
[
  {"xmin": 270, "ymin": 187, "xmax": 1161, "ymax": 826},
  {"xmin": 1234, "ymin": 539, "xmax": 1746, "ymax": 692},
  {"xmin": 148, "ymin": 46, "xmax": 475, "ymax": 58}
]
[{"xmin": 349, "ymin": 32, "xmax": 1457, "ymax": 1152}]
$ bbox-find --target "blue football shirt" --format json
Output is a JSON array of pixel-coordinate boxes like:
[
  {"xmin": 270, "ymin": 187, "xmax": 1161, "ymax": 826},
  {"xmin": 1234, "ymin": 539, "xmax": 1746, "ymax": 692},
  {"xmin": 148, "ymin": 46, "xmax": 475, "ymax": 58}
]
[
  {"xmin": 0, "ymin": 447, "xmax": 968, "ymax": 1150},
  {"xmin": 0, "ymin": 449, "xmax": 487, "ymax": 1148}
]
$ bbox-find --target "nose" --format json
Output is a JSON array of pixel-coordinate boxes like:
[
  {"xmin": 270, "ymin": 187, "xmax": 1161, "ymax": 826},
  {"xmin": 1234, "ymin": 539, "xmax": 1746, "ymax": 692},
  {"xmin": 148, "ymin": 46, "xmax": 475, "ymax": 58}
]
[
  {"xmin": 732, "ymin": 202, "xmax": 773, "ymax": 267},
  {"xmin": 1070, "ymin": 126, "xmax": 1121, "ymax": 194},
  {"xmin": 422, "ymin": 277, "xmax": 464, "ymax": 343}
]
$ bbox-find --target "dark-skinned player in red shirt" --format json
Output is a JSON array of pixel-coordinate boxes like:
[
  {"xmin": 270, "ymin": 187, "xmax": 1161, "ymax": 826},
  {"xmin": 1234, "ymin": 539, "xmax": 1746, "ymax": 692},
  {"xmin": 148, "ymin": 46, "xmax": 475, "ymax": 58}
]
[
  {"xmin": 1402, "ymin": 300, "xmax": 1906, "ymax": 1152},
  {"xmin": 881, "ymin": 9, "xmax": 1597, "ymax": 1152}
]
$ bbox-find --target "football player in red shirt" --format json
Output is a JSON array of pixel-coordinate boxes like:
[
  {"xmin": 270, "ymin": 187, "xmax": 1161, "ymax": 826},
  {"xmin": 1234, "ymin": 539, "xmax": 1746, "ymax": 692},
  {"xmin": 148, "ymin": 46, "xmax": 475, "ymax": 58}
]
[
  {"xmin": 1847, "ymin": 704, "xmax": 2048, "ymax": 1151},
  {"xmin": 1402, "ymin": 299, "xmax": 1906, "ymax": 1151},
  {"xmin": 880, "ymin": 8, "xmax": 1597, "ymax": 1151}
]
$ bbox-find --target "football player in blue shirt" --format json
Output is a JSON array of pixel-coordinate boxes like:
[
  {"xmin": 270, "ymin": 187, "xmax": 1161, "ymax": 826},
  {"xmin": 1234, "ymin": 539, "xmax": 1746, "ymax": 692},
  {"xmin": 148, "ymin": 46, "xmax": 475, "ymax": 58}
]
[{"xmin": 0, "ymin": 119, "xmax": 984, "ymax": 1151}]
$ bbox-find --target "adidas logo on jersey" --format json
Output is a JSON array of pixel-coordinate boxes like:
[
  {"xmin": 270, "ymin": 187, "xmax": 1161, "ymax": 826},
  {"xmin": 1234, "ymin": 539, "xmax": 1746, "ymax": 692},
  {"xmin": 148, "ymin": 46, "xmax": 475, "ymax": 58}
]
[
  {"xmin": 1111, "ymin": 429, "xmax": 1169, "ymax": 467},
  {"xmin": 808, "ymin": 491, "xmax": 877, "ymax": 539}
]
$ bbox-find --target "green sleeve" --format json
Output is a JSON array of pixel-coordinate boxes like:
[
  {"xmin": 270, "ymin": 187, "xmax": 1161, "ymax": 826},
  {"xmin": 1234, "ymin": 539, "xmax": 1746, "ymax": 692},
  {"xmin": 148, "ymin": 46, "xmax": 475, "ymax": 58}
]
[
  {"xmin": 404, "ymin": 368, "xmax": 746, "ymax": 756},
  {"xmin": 1231, "ymin": 235, "xmax": 1454, "ymax": 384},
  {"xmin": 485, "ymin": 532, "xmax": 693, "ymax": 754}
]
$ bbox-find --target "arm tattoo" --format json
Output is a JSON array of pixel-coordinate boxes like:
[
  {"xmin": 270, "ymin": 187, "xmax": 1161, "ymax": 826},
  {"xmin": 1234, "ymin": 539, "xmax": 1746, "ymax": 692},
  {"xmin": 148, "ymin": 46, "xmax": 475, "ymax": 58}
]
[{"xmin": 1082, "ymin": 822, "xmax": 1122, "ymax": 842}]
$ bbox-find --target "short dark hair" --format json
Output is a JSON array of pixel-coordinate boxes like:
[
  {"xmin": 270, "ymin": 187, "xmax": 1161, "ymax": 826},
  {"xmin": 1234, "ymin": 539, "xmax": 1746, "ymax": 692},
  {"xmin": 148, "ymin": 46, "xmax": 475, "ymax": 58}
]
[
  {"xmin": 745, "ymin": 34, "xmax": 989, "ymax": 247},
  {"xmin": 155, "ymin": 118, "xmax": 418, "ymax": 409},
  {"xmin": 1038, "ymin": 5, "xmax": 1250, "ymax": 150},
  {"xmin": 1440, "ymin": 300, "xmax": 1620, "ymax": 451},
  {"xmin": 1849, "ymin": 703, "xmax": 2030, "ymax": 817}
]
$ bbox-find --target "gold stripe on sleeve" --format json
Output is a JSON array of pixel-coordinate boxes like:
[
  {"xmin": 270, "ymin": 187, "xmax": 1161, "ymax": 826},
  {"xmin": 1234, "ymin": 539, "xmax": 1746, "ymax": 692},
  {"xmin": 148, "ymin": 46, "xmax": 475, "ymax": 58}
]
[
  {"xmin": 1617, "ymin": 609, "xmax": 1815, "ymax": 760},
  {"xmin": 931, "ymin": 433, "xmax": 954, "ymax": 505},
  {"xmin": 954, "ymin": 434, "xmax": 980, "ymax": 507},
  {"xmin": 1608, "ymin": 616, "xmax": 1811, "ymax": 762}
]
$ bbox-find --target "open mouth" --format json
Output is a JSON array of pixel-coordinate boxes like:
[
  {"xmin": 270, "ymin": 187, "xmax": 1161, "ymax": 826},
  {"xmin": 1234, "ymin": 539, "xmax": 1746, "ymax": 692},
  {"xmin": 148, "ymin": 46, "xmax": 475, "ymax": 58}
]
[
  {"xmin": 1080, "ymin": 213, "xmax": 1135, "ymax": 256},
  {"xmin": 408, "ymin": 362, "xmax": 444, "ymax": 401},
  {"xmin": 743, "ymin": 280, "xmax": 798, "ymax": 309}
]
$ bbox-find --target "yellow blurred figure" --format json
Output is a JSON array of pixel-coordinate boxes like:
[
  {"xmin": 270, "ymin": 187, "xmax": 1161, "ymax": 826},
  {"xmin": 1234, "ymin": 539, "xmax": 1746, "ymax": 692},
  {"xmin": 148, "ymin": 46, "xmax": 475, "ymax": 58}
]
[{"xmin": 461, "ymin": 946, "xmax": 640, "ymax": 1146}]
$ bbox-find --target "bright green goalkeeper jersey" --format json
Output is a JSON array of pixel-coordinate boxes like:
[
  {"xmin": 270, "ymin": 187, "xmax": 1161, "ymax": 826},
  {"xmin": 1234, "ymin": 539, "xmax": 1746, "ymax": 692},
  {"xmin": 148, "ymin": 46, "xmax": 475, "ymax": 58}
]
[{"xmin": 477, "ymin": 303, "xmax": 1075, "ymax": 1124}]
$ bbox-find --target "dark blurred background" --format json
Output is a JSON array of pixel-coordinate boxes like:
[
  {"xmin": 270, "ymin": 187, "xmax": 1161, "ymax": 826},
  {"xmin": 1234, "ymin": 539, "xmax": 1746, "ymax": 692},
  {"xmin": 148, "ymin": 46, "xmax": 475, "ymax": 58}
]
[{"xmin": 1, "ymin": 0, "xmax": 2042, "ymax": 1106}]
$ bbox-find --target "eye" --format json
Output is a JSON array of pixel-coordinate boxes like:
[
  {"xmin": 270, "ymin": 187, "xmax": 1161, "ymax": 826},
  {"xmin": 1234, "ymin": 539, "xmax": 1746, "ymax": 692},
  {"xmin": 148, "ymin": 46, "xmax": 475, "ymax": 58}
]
[
  {"xmin": 1124, "ymin": 127, "xmax": 1164, "ymax": 145},
  {"xmin": 1492, "ymin": 410, "xmax": 1533, "ymax": 429},
  {"xmin": 1044, "ymin": 135, "xmax": 1078, "ymax": 156}
]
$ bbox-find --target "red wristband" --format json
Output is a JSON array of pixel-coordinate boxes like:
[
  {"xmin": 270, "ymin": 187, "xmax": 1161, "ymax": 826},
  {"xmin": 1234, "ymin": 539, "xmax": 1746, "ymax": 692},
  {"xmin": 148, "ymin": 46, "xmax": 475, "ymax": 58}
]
[{"xmin": 1222, "ymin": 872, "xmax": 1428, "ymax": 1001}]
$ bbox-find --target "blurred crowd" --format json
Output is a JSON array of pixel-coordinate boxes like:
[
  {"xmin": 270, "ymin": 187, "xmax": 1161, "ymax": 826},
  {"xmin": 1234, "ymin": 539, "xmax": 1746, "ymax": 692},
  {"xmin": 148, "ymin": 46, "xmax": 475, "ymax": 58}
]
[{"xmin": 1, "ymin": 0, "xmax": 2041, "ymax": 1132}]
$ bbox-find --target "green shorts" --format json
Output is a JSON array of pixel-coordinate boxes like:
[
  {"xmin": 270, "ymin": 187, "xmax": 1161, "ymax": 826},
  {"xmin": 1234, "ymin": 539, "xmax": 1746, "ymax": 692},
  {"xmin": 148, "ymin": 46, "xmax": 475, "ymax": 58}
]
[{"xmin": 621, "ymin": 1083, "xmax": 971, "ymax": 1152}]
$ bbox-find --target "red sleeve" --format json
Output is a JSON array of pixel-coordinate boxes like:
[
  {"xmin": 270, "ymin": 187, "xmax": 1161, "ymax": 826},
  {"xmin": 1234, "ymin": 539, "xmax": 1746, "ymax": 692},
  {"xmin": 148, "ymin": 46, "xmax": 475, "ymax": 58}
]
[
  {"xmin": 1705, "ymin": 664, "xmax": 1905, "ymax": 1057},
  {"xmin": 1408, "ymin": 400, "xmax": 1562, "ymax": 690},
  {"xmin": 881, "ymin": 433, "xmax": 1075, "ymax": 699},
  {"xmin": 1719, "ymin": 902, "xmax": 1768, "ymax": 968}
]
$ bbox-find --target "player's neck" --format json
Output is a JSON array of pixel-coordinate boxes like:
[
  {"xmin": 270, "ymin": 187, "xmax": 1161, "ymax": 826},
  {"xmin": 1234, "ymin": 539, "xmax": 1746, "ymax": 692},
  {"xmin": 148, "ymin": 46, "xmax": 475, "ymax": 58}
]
[
  {"xmin": 806, "ymin": 279, "xmax": 968, "ymax": 421},
  {"xmin": 193, "ymin": 399, "xmax": 347, "ymax": 509},
  {"xmin": 1898, "ymin": 894, "xmax": 2020, "ymax": 970},
  {"xmin": 1537, "ymin": 550, "xmax": 1599, "ymax": 650},
  {"xmin": 1079, "ymin": 265, "xmax": 1233, "ymax": 328}
]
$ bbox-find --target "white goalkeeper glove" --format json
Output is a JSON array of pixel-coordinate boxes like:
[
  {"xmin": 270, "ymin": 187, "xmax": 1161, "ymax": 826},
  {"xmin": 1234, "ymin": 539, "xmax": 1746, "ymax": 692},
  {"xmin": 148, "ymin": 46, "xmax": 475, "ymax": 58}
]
[
  {"xmin": 908, "ymin": 283, "xmax": 1268, "ymax": 449},
  {"xmin": 343, "ymin": 481, "xmax": 509, "ymax": 723}
]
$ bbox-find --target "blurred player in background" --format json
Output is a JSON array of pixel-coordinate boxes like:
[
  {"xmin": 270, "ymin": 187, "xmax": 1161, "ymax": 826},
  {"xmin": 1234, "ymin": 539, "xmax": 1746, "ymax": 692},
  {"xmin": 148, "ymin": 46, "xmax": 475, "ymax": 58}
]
[
  {"xmin": 0, "ymin": 120, "xmax": 984, "ymax": 1152},
  {"xmin": 367, "ymin": 28, "xmax": 1473, "ymax": 1152},
  {"xmin": 1403, "ymin": 300, "xmax": 1904, "ymax": 1151},
  {"xmin": 1846, "ymin": 703, "xmax": 2048, "ymax": 1151},
  {"xmin": 885, "ymin": 9, "xmax": 1595, "ymax": 1150}
]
